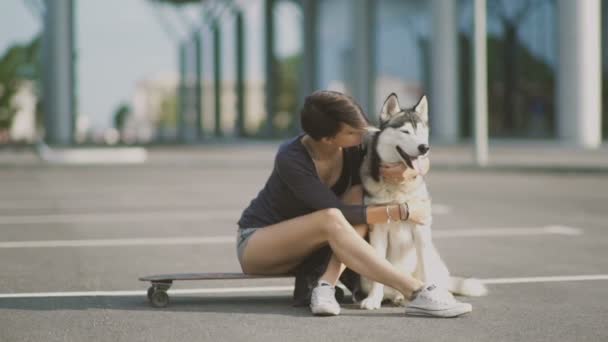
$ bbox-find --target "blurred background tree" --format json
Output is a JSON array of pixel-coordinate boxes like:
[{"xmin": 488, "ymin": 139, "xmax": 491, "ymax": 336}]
[
  {"xmin": 158, "ymin": 92, "xmax": 178, "ymax": 141},
  {"xmin": 460, "ymin": 34, "xmax": 555, "ymax": 138},
  {"xmin": 275, "ymin": 54, "xmax": 300, "ymax": 136},
  {"xmin": 487, "ymin": 0, "xmax": 554, "ymax": 137},
  {"xmin": 459, "ymin": 0, "xmax": 555, "ymax": 139},
  {"xmin": 113, "ymin": 103, "xmax": 131, "ymax": 131},
  {"xmin": 0, "ymin": 35, "xmax": 40, "ymax": 133}
]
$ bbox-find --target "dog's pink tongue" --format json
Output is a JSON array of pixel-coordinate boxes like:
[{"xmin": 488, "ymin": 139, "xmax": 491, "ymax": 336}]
[{"xmin": 412, "ymin": 159, "xmax": 423, "ymax": 174}]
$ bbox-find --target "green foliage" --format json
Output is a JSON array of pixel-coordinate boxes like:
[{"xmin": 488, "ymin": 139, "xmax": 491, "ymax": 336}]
[
  {"xmin": 459, "ymin": 32, "xmax": 556, "ymax": 138},
  {"xmin": 113, "ymin": 103, "xmax": 131, "ymax": 130},
  {"xmin": 492, "ymin": 33, "xmax": 556, "ymax": 137},
  {"xmin": 276, "ymin": 54, "xmax": 301, "ymax": 135},
  {"xmin": 487, "ymin": 35, "xmax": 554, "ymax": 87},
  {"xmin": 0, "ymin": 35, "xmax": 40, "ymax": 130},
  {"xmin": 252, "ymin": 53, "xmax": 302, "ymax": 139},
  {"xmin": 158, "ymin": 92, "xmax": 178, "ymax": 127}
]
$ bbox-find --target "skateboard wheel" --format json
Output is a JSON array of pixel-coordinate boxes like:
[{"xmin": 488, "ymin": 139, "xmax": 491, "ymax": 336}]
[
  {"xmin": 150, "ymin": 290, "xmax": 169, "ymax": 308},
  {"xmin": 147, "ymin": 287, "xmax": 154, "ymax": 300},
  {"xmin": 334, "ymin": 286, "xmax": 345, "ymax": 303}
]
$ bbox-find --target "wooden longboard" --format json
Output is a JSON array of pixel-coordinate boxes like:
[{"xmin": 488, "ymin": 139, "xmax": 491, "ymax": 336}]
[
  {"xmin": 140, "ymin": 272, "xmax": 293, "ymax": 308},
  {"xmin": 139, "ymin": 272, "xmax": 292, "ymax": 282}
]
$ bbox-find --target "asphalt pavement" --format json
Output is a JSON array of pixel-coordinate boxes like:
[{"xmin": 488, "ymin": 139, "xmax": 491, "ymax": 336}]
[{"xmin": 0, "ymin": 144, "xmax": 607, "ymax": 341}]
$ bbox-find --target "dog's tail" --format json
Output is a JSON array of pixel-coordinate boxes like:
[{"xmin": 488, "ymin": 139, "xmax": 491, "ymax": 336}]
[{"xmin": 449, "ymin": 276, "xmax": 488, "ymax": 297}]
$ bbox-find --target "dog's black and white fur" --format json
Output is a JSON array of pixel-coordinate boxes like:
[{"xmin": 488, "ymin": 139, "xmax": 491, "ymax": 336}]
[{"xmin": 358, "ymin": 93, "xmax": 487, "ymax": 309}]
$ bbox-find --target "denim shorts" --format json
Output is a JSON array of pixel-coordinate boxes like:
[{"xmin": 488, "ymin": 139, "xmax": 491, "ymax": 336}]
[{"xmin": 236, "ymin": 227, "xmax": 260, "ymax": 269}]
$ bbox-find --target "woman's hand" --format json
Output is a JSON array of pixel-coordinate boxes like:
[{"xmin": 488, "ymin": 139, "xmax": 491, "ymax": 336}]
[{"xmin": 380, "ymin": 157, "xmax": 429, "ymax": 184}]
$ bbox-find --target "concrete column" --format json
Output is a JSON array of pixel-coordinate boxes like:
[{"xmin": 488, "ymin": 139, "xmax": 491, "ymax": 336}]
[
  {"xmin": 213, "ymin": 23, "xmax": 222, "ymax": 138},
  {"xmin": 473, "ymin": 0, "xmax": 488, "ymax": 166},
  {"xmin": 430, "ymin": 0, "xmax": 459, "ymax": 143},
  {"xmin": 301, "ymin": 0, "xmax": 317, "ymax": 97},
  {"xmin": 235, "ymin": 10, "xmax": 246, "ymax": 137},
  {"xmin": 179, "ymin": 37, "xmax": 200, "ymax": 143},
  {"xmin": 42, "ymin": 0, "xmax": 75, "ymax": 145},
  {"xmin": 194, "ymin": 32, "xmax": 203, "ymax": 140},
  {"xmin": 178, "ymin": 41, "xmax": 187, "ymax": 142},
  {"xmin": 557, "ymin": 0, "xmax": 602, "ymax": 148},
  {"xmin": 352, "ymin": 0, "xmax": 375, "ymax": 119},
  {"xmin": 297, "ymin": 0, "xmax": 318, "ymax": 134},
  {"xmin": 264, "ymin": 0, "xmax": 276, "ymax": 137}
]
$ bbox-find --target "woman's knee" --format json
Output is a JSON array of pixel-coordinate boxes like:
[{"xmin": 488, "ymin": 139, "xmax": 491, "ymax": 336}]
[
  {"xmin": 317, "ymin": 208, "xmax": 350, "ymax": 238},
  {"xmin": 318, "ymin": 208, "xmax": 345, "ymax": 224}
]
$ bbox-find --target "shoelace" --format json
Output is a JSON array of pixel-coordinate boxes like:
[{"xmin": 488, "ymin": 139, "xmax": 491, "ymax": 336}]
[
  {"xmin": 312, "ymin": 286, "xmax": 336, "ymax": 305},
  {"xmin": 423, "ymin": 288, "xmax": 456, "ymax": 305}
]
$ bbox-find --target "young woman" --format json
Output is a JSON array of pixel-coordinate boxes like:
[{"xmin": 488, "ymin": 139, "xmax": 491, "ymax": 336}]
[{"xmin": 236, "ymin": 90, "xmax": 472, "ymax": 318}]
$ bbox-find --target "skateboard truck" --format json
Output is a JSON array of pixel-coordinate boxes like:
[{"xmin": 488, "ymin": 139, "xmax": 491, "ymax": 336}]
[{"xmin": 147, "ymin": 280, "xmax": 172, "ymax": 308}]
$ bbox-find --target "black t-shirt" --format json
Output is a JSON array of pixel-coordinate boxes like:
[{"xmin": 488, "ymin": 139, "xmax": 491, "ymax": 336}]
[{"xmin": 237, "ymin": 134, "xmax": 367, "ymax": 229}]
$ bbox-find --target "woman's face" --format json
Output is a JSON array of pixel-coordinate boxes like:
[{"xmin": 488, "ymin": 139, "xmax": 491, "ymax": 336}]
[{"xmin": 326, "ymin": 123, "xmax": 367, "ymax": 148}]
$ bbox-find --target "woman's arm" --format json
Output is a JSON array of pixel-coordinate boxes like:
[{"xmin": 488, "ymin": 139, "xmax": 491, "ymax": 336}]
[
  {"xmin": 276, "ymin": 149, "xmax": 430, "ymax": 227},
  {"xmin": 365, "ymin": 199, "xmax": 430, "ymax": 226},
  {"xmin": 366, "ymin": 204, "xmax": 403, "ymax": 225}
]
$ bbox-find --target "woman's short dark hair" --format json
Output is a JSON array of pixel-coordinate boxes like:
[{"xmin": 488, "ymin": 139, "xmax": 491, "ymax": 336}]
[{"xmin": 300, "ymin": 90, "xmax": 369, "ymax": 140}]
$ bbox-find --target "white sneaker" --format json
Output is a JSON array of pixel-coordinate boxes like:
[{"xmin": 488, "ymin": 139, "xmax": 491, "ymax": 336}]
[
  {"xmin": 405, "ymin": 284, "xmax": 472, "ymax": 318},
  {"xmin": 310, "ymin": 281, "xmax": 340, "ymax": 316}
]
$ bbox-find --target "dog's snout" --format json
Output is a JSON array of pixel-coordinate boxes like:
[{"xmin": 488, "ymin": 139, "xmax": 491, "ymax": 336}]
[{"xmin": 418, "ymin": 144, "xmax": 430, "ymax": 154}]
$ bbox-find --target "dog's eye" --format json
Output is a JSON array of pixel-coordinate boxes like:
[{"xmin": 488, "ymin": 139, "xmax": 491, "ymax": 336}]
[{"xmin": 401, "ymin": 130, "xmax": 410, "ymax": 134}]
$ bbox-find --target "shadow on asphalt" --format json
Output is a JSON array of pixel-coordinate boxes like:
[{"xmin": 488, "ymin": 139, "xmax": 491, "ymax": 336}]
[
  {"xmin": 0, "ymin": 295, "xmax": 316, "ymax": 317},
  {"xmin": 0, "ymin": 295, "xmax": 477, "ymax": 319}
]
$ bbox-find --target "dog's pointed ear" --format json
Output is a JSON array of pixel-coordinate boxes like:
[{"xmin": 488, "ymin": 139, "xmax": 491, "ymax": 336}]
[
  {"xmin": 380, "ymin": 93, "xmax": 401, "ymax": 123},
  {"xmin": 414, "ymin": 95, "xmax": 428, "ymax": 123}
]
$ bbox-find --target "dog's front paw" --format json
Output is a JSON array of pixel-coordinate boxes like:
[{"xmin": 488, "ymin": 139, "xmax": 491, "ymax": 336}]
[{"xmin": 360, "ymin": 293, "xmax": 383, "ymax": 310}]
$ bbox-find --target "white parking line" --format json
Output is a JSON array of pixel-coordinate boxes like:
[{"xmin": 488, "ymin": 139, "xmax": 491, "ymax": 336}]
[
  {"xmin": 0, "ymin": 226, "xmax": 582, "ymax": 248},
  {"xmin": 481, "ymin": 275, "xmax": 608, "ymax": 284},
  {"xmin": 0, "ymin": 210, "xmax": 242, "ymax": 225},
  {"xmin": 0, "ymin": 286, "xmax": 295, "ymax": 298},
  {"xmin": 433, "ymin": 225, "xmax": 582, "ymax": 238},
  {"xmin": 1, "ymin": 274, "xmax": 607, "ymax": 299},
  {"xmin": 0, "ymin": 205, "xmax": 453, "ymax": 225},
  {"xmin": 0, "ymin": 236, "xmax": 236, "ymax": 248},
  {"xmin": 37, "ymin": 145, "xmax": 147, "ymax": 165}
]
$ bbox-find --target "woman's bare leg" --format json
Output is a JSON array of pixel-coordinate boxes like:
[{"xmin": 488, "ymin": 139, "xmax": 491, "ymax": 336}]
[
  {"xmin": 244, "ymin": 184, "xmax": 369, "ymax": 282},
  {"xmin": 241, "ymin": 203, "xmax": 424, "ymax": 299},
  {"xmin": 318, "ymin": 224, "xmax": 366, "ymax": 285},
  {"xmin": 318, "ymin": 185, "xmax": 366, "ymax": 286}
]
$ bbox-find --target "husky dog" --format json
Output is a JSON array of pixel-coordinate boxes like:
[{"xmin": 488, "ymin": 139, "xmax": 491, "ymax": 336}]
[{"xmin": 359, "ymin": 93, "xmax": 487, "ymax": 310}]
